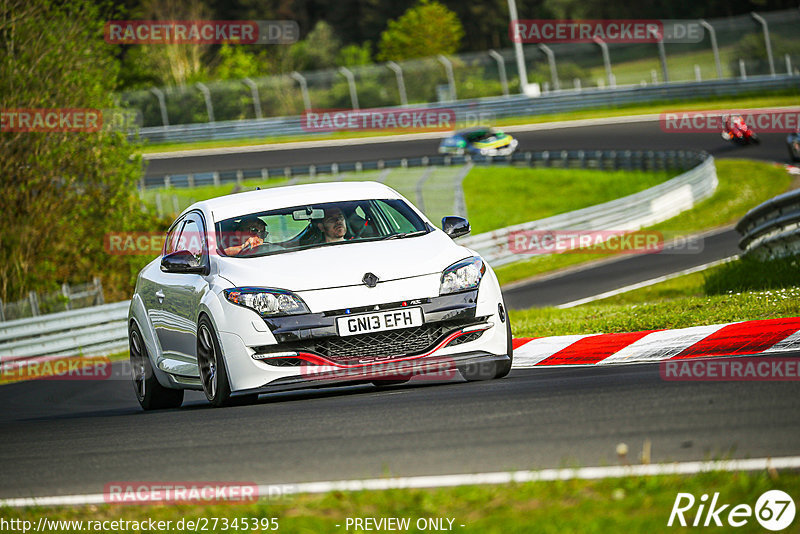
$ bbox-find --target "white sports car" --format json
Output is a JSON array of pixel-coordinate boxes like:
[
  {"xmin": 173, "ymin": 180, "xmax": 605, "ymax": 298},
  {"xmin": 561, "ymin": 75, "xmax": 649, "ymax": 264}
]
[{"xmin": 128, "ymin": 181, "xmax": 513, "ymax": 409}]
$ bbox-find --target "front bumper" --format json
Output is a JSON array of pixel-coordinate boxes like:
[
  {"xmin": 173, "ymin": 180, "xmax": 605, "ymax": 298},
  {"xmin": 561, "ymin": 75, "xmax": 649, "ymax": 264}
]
[{"xmin": 219, "ymin": 287, "xmax": 509, "ymax": 392}]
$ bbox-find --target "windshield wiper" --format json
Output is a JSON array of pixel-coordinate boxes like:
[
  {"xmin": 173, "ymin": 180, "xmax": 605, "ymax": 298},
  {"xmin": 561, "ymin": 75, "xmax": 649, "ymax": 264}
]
[{"xmin": 381, "ymin": 230, "xmax": 428, "ymax": 240}]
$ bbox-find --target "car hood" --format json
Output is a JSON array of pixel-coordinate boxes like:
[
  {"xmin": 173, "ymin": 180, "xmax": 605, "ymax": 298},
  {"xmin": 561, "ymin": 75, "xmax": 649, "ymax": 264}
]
[{"xmin": 215, "ymin": 231, "xmax": 473, "ymax": 292}]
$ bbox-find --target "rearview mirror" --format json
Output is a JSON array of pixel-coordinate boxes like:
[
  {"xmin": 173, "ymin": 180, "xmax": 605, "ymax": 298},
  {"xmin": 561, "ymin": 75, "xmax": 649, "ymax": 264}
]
[
  {"xmin": 161, "ymin": 250, "xmax": 206, "ymax": 274},
  {"xmin": 292, "ymin": 207, "xmax": 325, "ymax": 221},
  {"xmin": 441, "ymin": 216, "xmax": 470, "ymax": 239}
]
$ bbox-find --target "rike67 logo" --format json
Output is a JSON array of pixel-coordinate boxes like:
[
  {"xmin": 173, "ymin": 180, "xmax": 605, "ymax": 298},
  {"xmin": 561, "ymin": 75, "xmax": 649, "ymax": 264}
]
[{"xmin": 668, "ymin": 490, "xmax": 795, "ymax": 531}]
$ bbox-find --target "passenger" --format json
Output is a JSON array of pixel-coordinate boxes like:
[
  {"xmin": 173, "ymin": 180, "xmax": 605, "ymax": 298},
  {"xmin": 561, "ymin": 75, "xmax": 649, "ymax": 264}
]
[
  {"xmin": 315, "ymin": 207, "xmax": 347, "ymax": 243},
  {"xmin": 224, "ymin": 216, "xmax": 268, "ymax": 255}
]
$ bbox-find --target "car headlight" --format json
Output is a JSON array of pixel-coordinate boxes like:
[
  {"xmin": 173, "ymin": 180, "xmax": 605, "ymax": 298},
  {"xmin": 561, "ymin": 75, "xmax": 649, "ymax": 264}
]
[
  {"xmin": 440, "ymin": 257, "xmax": 485, "ymax": 295},
  {"xmin": 224, "ymin": 287, "xmax": 310, "ymax": 316}
]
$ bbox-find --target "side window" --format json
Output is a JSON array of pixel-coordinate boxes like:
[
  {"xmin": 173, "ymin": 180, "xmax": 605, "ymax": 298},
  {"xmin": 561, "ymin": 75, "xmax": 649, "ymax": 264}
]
[
  {"xmin": 164, "ymin": 220, "xmax": 184, "ymax": 255},
  {"xmin": 176, "ymin": 213, "xmax": 207, "ymax": 260}
]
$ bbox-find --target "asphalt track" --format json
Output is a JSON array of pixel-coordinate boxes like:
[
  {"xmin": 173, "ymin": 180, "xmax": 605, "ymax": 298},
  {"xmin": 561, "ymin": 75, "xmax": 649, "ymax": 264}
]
[
  {"xmin": 503, "ymin": 227, "xmax": 740, "ymax": 309},
  {"xmin": 2, "ymin": 119, "xmax": 798, "ymax": 501},
  {"xmin": 142, "ymin": 120, "xmax": 793, "ymax": 177},
  {"xmin": 1, "ymin": 360, "xmax": 799, "ymax": 499}
]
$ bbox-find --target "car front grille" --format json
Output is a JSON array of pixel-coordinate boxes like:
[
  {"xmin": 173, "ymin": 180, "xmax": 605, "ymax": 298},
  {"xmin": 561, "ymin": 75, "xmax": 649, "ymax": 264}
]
[{"xmin": 256, "ymin": 320, "xmax": 486, "ymax": 365}]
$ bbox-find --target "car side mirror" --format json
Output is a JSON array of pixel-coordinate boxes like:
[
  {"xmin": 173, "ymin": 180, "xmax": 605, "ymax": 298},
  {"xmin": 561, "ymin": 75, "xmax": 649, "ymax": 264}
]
[
  {"xmin": 441, "ymin": 216, "xmax": 470, "ymax": 239},
  {"xmin": 161, "ymin": 250, "xmax": 206, "ymax": 274}
]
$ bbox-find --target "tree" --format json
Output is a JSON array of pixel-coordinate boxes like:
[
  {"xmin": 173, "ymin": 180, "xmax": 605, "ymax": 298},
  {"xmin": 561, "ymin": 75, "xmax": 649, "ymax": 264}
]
[
  {"xmin": 0, "ymin": 0, "xmax": 148, "ymax": 302},
  {"xmin": 377, "ymin": 0, "xmax": 465, "ymax": 61}
]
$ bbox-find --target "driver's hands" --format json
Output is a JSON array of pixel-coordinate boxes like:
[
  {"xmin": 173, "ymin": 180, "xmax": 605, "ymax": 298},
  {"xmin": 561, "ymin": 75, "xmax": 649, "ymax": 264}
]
[{"xmin": 237, "ymin": 236, "xmax": 264, "ymax": 255}]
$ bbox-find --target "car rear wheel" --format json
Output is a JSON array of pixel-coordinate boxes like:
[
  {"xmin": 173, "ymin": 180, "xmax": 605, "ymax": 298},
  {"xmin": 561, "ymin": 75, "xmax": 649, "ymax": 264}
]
[
  {"xmin": 197, "ymin": 316, "xmax": 233, "ymax": 407},
  {"xmin": 129, "ymin": 323, "xmax": 184, "ymax": 410}
]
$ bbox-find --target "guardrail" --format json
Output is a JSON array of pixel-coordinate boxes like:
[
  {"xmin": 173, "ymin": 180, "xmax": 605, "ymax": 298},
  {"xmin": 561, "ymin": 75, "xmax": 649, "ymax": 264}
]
[
  {"xmin": 736, "ymin": 188, "xmax": 800, "ymax": 258},
  {"xmin": 2, "ymin": 150, "xmax": 715, "ymax": 362},
  {"xmin": 460, "ymin": 154, "xmax": 717, "ymax": 266},
  {"xmin": 0, "ymin": 301, "xmax": 129, "ymax": 368},
  {"xmin": 143, "ymin": 149, "xmax": 705, "ymax": 190},
  {"xmin": 136, "ymin": 75, "xmax": 800, "ymax": 144}
]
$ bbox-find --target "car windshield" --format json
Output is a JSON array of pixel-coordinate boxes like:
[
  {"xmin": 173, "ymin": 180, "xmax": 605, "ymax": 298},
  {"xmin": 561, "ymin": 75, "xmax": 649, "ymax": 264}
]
[
  {"xmin": 464, "ymin": 129, "xmax": 502, "ymax": 142},
  {"xmin": 215, "ymin": 198, "xmax": 429, "ymax": 257}
]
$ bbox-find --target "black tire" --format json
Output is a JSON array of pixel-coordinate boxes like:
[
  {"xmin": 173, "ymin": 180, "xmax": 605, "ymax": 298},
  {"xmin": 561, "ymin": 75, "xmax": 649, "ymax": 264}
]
[
  {"xmin": 493, "ymin": 318, "xmax": 514, "ymax": 379},
  {"xmin": 129, "ymin": 323, "xmax": 184, "ymax": 411},
  {"xmin": 197, "ymin": 316, "xmax": 233, "ymax": 407},
  {"xmin": 458, "ymin": 315, "xmax": 514, "ymax": 381},
  {"xmin": 750, "ymin": 133, "xmax": 760, "ymax": 145}
]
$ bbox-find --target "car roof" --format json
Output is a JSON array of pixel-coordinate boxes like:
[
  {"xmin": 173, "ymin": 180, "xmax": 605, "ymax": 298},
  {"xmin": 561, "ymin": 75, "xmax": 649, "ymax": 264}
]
[
  {"xmin": 189, "ymin": 181, "xmax": 405, "ymax": 222},
  {"xmin": 455, "ymin": 126, "xmax": 494, "ymax": 136}
]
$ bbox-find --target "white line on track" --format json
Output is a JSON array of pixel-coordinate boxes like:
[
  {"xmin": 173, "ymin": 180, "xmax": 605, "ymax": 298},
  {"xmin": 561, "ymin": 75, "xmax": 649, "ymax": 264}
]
[
  {"xmin": 556, "ymin": 256, "xmax": 737, "ymax": 309},
  {"xmin": 3, "ymin": 456, "xmax": 799, "ymax": 508}
]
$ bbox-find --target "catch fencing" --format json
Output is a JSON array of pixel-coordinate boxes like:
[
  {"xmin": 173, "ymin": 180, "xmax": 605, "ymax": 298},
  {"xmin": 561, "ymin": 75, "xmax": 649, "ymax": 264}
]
[
  {"xmin": 122, "ymin": 8, "xmax": 800, "ymax": 130},
  {"xmin": 135, "ymin": 75, "xmax": 800, "ymax": 143}
]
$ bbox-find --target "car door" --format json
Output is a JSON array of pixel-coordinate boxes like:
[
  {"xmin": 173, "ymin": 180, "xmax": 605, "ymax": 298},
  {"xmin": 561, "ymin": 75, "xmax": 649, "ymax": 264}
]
[
  {"xmin": 142, "ymin": 216, "xmax": 184, "ymax": 357},
  {"xmin": 152, "ymin": 211, "xmax": 211, "ymax": 366}
]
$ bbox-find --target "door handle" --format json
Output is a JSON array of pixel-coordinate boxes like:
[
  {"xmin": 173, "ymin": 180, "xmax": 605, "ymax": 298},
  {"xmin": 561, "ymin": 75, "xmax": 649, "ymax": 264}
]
[{"xmin": 155, "ymin": 290, "xmax": 165, "ymax": 303}]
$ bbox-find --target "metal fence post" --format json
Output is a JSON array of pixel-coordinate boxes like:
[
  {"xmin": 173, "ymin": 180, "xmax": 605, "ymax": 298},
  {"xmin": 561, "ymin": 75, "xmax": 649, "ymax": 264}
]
[
  {"xmin": 786, "ymin": 54, "xmax": 792, "ymax": 75},
  {"xmin": 28, "ymin": 291, "xmax": 39, "ymax": 317},
  {"xmin": 739, "ymin": 59, "xmax": 747, "ymax": 79},
  {"xmin": 386, "ymin": 61, "xmax": 409, "ymax": 106},
  {"xmin": 537, "ymin": 44, "xmax": 560, "ymax": 91},
  {"xmin": 593, "ymin": 37, "xmax": 614, "ymax": 87},
  {"xmin": 649, "ymin": 28, "xmax": 669, "ymax": 83},
  {"xmin": 694, "ymin": 65, "xmax": 702, "ymax": 81},
  {"xmin": 751, "ymin": 12, "xmax": 776, "ymax": 77},
  {"xmin": 0, "ymin": 298, "xmax": 4, "ymax": 322},
  {"xmin": 488, "ymin": 50, "xmax": 510, "ymax": 97},
  {"xmin": 507, "ymin": 0, "xmax": 529, "ymax": 92},
  {"xmin": 437, "ymin": 55, "xmax": 457, "ymax": 101},
  {"xmin": 290, "ymin": 72, "xmax": 311, "ymax": 112},
  {"xmin": 195, "ymin": 82, "xmax": 215, "ymax": 122},
  {"xmin": 150, "ymin": 87, "xmax": 169, "ymax": 126},
  {"xmin": 242, "ymin": 78, "xmax": 263, "ymax": 119},
  {"xmin": 338, "ymin": 67, "xmax": 360, "ymax": 110},
  {"xmin": 62, "ymin": 283, "xmax": 71, "ymax": 311},
  {"xmin": 94, "ymin": 277, "xmax": 105, "ymax": 305},
  {"xmin": 699, "ymin": 20, "xmax": 723, "ymax": 79}
]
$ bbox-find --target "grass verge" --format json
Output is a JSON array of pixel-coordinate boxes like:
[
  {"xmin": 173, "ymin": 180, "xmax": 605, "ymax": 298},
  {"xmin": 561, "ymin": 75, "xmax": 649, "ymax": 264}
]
[
  {"xmin": 139, "ymin": 91, "xmax": 799, "ymax": 154},
  {"xmin": 2, "ymin": 470, "xmax": 798, "ymax": 532},
  {"xmin": 463, "ymin": 167, "xmax": 672, "ymax": 234},
  {"xmin": 494, "ymin": 160, "xmax": 792, "ymax": 287}
]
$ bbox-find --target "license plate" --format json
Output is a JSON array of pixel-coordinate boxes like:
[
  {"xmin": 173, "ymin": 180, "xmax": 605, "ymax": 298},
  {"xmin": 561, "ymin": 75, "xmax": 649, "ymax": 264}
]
[{"xmin": 336, "ymin": 307, "xmax": 423, "ymax": 337}]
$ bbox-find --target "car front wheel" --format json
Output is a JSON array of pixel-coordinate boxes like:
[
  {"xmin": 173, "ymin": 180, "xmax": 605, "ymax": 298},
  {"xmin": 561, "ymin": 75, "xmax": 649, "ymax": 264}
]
[
  {"xmin": 197, "ymin": 316, "xmax": 233, "ymax": 407},
  {"xmin": 129, "ymin": 323, "xmax": 184, "ymax": 410}
]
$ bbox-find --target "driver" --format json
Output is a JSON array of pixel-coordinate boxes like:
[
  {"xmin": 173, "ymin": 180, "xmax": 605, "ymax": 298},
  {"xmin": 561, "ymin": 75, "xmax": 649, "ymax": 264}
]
[
  {"xmin": 224, "ymin": 216, "xmax": 268, "ymax": 255},
  {"xmin": 315, "ymin": 207, "xmax": 347, "ymax": 243}
]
